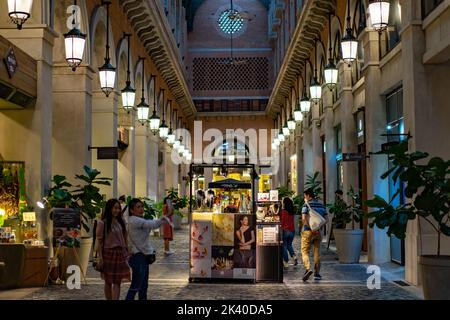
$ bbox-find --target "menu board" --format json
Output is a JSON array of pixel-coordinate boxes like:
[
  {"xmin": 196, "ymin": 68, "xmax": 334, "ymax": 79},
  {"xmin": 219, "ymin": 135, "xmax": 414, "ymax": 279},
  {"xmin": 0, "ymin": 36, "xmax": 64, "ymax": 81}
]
[
  {"xmin": 262, "ymin": 226, "xmax": 278, "ymax": 244},
  {"xmin": 52, "ymin": 208, "xmax": 81, "ymax": 248}
]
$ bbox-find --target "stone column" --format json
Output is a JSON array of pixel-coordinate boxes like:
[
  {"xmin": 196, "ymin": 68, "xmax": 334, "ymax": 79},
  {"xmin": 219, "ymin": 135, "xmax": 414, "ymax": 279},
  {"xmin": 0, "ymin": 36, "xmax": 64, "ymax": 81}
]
[
  {"xmin": 339, "ymin": 62, "xmax": 359, "ymax": 201},
  {"xmin": 135, "ymin": 125, "xmax": 148, "ymax": 198},
  {"xmin": 91, "ymin": 91, "xmax": 118, "ymax": 199},
  {"xmin": 296, "ymin": 127, "xmax": 304, "ymax": 196},
  {"xmin": 279, "ymin": 144, "xmax": 286, "ymax": 186},
  {"xmin": 2, "ymin": 27, "xmax": 56, "ymax": 248},
  {"xmin": 400, "ymin": 0, "xmax": 450, "ymax": 284},
  {"xmin": 361, "ymin": 29, "xmax": 391, "ymax": 264},
  {"xmin": 53, "ymin": 66, "xmax": 93, "ymax": 180},
  {"xmin": 311, "ymin": 102, "xmax": 323, "ymax": 184},
  {"xmin": 323, "ymin": 90, "xmax": 337, "ymax": 202},
  {"xmin": 147, "ymin": 134, "xmax": 159, "ymax": 201},
  {"xmin": 117, "ymin": 112, "xmax": 136, "ymax": 198},
  {"xmin": 323, "ymin": 89, "xmax": 337, "ymax": 239},
  {"xmin": 303, "ymin": 128, "xmax": 313, "ymax": 178}
]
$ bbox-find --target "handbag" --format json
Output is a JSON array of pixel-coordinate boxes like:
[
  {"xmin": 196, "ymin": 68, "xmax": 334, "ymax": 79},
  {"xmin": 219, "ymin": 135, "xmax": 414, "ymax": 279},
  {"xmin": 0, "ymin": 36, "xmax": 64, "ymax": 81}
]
[
  {"xmin": 92, "ymin": 220, "xmax": 104, "ymax": 272},
  {"xmin": 306, "ymin": 201, "xmax": 327, "ymax": 232}
]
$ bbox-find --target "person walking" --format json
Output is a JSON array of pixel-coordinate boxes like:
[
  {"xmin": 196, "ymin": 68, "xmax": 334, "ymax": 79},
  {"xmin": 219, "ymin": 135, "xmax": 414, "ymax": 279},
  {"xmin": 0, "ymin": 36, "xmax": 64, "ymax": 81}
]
[
  {"xmin": 281, "ymin": 197, "xmax": 298, "ymax": 269},
  {"xmin": 301, "ymin": 189, "xmax": 328, "ymax": 282},
  {"xmin": 95, "ymin": 199, "xmax": 130, "ymax": 300},
  {"xmin": 163, "ymin": 197, "xmax": 175, "ymax": 255},
  {"xmin": 125, "ymin": 198, "xmax": 169, "ymax": 300}
]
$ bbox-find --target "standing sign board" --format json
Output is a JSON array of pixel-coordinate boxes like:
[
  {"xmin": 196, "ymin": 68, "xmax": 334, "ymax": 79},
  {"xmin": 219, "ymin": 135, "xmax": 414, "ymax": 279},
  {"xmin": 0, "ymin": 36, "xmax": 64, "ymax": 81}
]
[{"xmin": 52, "ymin": 208, "xmax": 81, "ymax": 248}]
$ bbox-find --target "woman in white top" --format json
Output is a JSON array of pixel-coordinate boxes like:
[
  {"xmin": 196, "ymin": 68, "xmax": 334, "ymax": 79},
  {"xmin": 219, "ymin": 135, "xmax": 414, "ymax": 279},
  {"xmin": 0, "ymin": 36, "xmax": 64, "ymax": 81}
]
[{"xmin": 125, "ymin": 198, "xmax": 169, "ymax": 300}]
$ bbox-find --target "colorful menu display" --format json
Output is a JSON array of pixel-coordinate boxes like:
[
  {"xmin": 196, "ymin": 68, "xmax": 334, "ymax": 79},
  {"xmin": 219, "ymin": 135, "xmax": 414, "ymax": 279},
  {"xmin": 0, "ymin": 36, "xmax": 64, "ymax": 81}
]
[
  {"xmin": 52, "ymin": 208, "xmax": 81, "ymax": 248},
  {"xmin": 190, "ymin": 213, "xmax": 256, "ymax": 280}
]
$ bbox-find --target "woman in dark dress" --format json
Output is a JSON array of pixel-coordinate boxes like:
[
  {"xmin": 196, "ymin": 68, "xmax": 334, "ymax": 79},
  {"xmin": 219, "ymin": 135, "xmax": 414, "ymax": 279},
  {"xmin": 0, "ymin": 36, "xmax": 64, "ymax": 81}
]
[{"xmin": 235, "ymin": 216, "xmax": 255, "ymax": 268}]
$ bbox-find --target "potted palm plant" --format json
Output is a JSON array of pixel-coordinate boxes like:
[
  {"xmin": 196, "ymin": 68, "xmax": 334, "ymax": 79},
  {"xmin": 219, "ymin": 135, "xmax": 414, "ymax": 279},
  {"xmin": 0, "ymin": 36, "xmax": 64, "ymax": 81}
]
[
  {"xmin": 71, "ymin": 166, "xmax": 111, "ymax": 276},
  {"xmin": 366, "ymin": 139, "xmax": 450, "ymax": 300},
  {"xmin": 330, "ymin": 188, "xmax": 364, "ymax": 263}
]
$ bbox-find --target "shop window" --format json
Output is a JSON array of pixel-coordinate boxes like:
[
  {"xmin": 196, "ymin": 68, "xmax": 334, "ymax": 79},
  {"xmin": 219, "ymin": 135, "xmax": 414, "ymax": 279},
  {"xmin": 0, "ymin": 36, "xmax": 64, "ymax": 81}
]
[
  {"xmin": 386, "ymin": 87, "xmax": 405, "ymax": 265},
  {"xmin": 422, "ymin": 0, "xmax": 444, "ymax": 18}
]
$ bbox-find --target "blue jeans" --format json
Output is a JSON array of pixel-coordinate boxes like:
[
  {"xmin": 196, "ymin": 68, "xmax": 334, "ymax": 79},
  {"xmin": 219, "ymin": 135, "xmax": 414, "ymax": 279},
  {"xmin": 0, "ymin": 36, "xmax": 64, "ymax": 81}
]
[
  {"xmin": 125, "ymin": 253, "xmax": 149, "ymax": 300},
  {"xmin": 282, "ymin": 230, "xmax": 296, "ymax": 263}
]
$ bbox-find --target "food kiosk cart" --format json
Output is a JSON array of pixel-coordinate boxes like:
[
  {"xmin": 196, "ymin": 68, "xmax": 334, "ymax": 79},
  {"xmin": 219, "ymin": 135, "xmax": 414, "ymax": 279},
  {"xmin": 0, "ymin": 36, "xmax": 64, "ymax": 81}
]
[{"xmin": 188, "ymin": 164, "xmax": 283, "ymax": 283}]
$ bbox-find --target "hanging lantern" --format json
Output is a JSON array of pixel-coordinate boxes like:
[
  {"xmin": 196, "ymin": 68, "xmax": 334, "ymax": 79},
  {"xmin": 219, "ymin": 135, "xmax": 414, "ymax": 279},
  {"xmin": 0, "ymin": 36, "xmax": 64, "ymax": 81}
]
[
  {"xmin": 288, "ymin": 116, "xmax": 296, "ymax": 132},
  {"xmin": 310, "ymin": 77, "xmax": 322, "ymax": 103},
  {"xmin": 272, "ymin": 142, "xmax": 277, "ymax": 151},
  {"xmin": 278, "ymin": 130, "xmax": 285, "ymax": 142},
  {"xmin": 149, "ymin": 111, "xmax": 161, "ymax": 134},
  {"xmin": 368, "ymin": 0, "xmax": 390, "ymax": 31},
  {"xmin": 178, "ymin": 141, "xmax": 185, "ymax": 154},
  {"xmin": 294, "ymin": 106, "xmax": 304, "ymax": 122},
  {"xmin": 159, "ymin": 121, "xmax": 169, "ymax": 140},
  {"xmin": 137, "ymin": 97, "xmax": 149, "ymax": 125},
  {"xmin": 173, "ymin": 139, "xmax": 180, "ymax": 151},
  {"xmin": 121, "ymin": 34, "xmax": 135, "ymax": 112},
  {"xmin": 324, "ymin": 61, "xmax": 338, "ymax": 90},
  {"xmin": 99, "ymin": 62, "xmax": 116, "ymax": 97},
  {"xmin": 121, "ymin": 82, "xmax": 136, "ymax": 112},
  {"xmin": 8, "ymin": 0, "xmax": 33, "ymax": 30},
  {"xmin": 283, "ymin": 123, "xmax": 290, "ymax": 137},
  {"xmin": 341, "ymin": 31, "xmax": 358, "ymax": 64},
  {"xmin": 342, "ymin": 0, "xmax": 359, "ymax": 64},
  {"xmin": 274, "ymin": 137, "xmax": 280, "ymax": 146},
  {"xmin": 99, "ymin": 1, "xmax": 116, "ymax": 97},
  {"xmin": 64, "ymin": 29, "xmax": 86, "ymax": 72},
  {"xmin": 167, "ymin": 129, "xmax": 176, "ymax": 146},
  {"xmin": 324, "ymin": 13, "xmax": 338, "ymax": 90},
  {"xmin": 294, "ymin": 104, "xmax": 303, "ymax": 122},
  {"xmin": 300, "ymin": 95, "xmax": 311, "ymax": 113}
]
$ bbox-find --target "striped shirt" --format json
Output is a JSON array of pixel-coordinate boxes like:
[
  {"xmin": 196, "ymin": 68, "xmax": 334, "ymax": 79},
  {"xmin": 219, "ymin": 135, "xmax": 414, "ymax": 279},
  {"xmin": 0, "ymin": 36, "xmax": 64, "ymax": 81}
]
[{"xmin": 302, "ymin": 199, "xmax": 327, "ymax": 232}]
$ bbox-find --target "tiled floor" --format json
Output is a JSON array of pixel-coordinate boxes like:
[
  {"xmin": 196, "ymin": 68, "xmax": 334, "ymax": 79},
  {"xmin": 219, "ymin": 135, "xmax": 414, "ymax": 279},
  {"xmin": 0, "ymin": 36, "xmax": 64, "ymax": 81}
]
[{"xmin": 0, "ymin": 226, "xmax": 422, "ymax": 300}]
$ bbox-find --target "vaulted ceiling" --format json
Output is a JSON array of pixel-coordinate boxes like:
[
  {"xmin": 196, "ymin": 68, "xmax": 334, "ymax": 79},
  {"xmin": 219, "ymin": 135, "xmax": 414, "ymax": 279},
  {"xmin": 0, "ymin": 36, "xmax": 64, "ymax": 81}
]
[{"xmin": 183, "ymin": 0, "xmax": 270, "ymax": 31}]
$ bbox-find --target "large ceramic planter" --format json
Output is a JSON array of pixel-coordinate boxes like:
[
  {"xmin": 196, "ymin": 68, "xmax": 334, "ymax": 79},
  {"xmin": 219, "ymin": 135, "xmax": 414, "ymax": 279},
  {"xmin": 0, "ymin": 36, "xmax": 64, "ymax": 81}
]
[
  {"xmin": 77, "ymin": 237, "xmax": 93, "ymax": 276},
  {"xmin": 419, "ymin": 255, "xmax": 450, "ymax": 300},
  {"xmin": 334, "ymin": 229, "xmax": 364, "ymax": 264}
]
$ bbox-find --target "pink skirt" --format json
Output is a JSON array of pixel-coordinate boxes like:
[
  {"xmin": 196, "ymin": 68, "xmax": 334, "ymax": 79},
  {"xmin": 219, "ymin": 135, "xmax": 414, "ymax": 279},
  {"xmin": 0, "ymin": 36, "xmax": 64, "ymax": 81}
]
[{"xmin": 101, "ymin": 247, "xmax": 131, "ymax": 284}]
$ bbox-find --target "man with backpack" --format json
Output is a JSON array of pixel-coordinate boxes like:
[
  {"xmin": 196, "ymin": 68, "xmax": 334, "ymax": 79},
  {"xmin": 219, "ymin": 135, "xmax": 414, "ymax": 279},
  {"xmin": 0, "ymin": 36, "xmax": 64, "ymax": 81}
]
[{"xmin": 301, "ymin": 189, "xmax": 328, "ymax": 282}]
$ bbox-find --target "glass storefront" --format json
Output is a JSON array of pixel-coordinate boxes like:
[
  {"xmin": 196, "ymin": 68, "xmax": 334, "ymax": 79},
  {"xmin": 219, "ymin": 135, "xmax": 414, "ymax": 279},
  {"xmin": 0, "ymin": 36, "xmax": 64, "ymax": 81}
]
[{"xmin": 386, "ymin": 87, "xmax": 405, "ymax": 265}]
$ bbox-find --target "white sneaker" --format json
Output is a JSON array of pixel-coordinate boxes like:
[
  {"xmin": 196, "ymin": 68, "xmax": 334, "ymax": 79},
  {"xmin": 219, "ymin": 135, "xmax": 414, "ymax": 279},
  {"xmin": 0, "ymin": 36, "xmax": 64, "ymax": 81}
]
[
  {"xmin": 164, "ymin": 250, "xmax": 174, "ymax": 255},
  {"xmin": 283, "ymin": 261, "xmax": 289, "ymax": 269}
]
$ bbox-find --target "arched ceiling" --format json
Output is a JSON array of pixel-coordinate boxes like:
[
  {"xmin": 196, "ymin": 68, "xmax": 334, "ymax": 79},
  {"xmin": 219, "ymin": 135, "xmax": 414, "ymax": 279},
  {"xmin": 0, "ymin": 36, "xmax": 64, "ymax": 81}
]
[{"xmin": 183, "ymin": 0, "xmax": 270, "ymax": 32}]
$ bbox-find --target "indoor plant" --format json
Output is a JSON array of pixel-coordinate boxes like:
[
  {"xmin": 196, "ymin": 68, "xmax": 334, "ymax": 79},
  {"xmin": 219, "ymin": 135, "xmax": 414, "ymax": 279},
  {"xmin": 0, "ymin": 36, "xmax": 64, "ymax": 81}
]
[
  {"xmin": 365, "ymin": 139, "xmax": 450, "ymax": 299},
  {"xmin": 166, "ymin": 188, "xmax": 188, "ymax": 230},
  {"xmin": 47, "ymin": 167, "xmax": 111, "ymax": 278},
  {"xmin": 330, "ymin": 187, "xmax": 364, "ymax": 263}
]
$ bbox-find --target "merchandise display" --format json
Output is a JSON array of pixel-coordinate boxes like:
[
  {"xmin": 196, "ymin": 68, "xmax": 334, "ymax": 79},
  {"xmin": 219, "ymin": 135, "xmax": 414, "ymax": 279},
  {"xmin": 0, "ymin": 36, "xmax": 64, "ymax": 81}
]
[{"xmin": 189, "ymin": 164, "xmax": 282, "ymax": 283}]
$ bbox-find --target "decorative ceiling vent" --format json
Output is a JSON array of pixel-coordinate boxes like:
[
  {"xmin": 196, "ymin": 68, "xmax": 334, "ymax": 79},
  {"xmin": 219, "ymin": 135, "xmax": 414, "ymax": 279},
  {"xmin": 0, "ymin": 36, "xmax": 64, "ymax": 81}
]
[{"xmin": 193, "ymin": 57, "xmax": 269, "ymax": 92}]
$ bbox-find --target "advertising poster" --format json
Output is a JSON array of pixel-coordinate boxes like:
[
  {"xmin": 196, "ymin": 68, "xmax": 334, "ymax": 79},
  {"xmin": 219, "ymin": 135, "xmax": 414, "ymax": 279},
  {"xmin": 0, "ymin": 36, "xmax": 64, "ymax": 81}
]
[
  {"xmin": 52, "ymin": 208, "xmax": 81, "ymax": 248},
  {"xmin": 212, "ymin": 213, "xmax": 234, "ymax": 246},
  {"xmin": 211, "ymin": 246, "xmax": 234, "ymax": 278},
  {"xmin": 190, "ymin": 220, "xmax": 212, "ymax": 278},
  {"xmin": 233, "ymin": 214, "xmax": 256, "ymax": 279}
]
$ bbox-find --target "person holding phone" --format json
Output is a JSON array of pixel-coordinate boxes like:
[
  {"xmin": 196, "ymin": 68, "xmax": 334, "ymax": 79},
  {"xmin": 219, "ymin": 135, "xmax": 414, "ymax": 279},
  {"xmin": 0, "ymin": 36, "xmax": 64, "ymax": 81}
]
[{"xmin": 125, "ymin": 198, "xmax": 169, "ymax": 300}]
